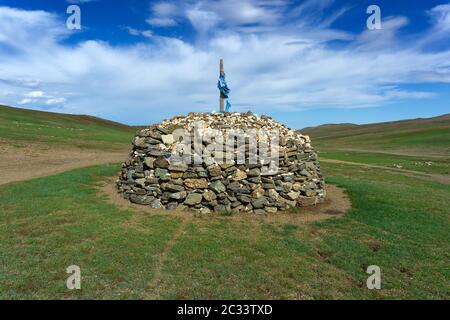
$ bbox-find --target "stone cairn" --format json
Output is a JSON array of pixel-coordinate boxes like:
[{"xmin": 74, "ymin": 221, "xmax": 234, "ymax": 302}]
[{"xmin": 116, "ymin": 112, "xmax": 325, "ymax": 214}]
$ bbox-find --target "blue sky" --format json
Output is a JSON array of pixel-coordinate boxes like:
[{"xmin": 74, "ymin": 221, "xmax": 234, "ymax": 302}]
[{"xmin": 0, "ymin": 0, "xmax": 449, "ymax": 128}]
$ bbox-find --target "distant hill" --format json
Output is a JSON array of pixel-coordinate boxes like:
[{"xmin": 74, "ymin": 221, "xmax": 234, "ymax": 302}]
[
  {"xmin": 0, "ymin": 105, "xmax": 137, "ymax": 150},
  {"xmin": 301, "ymin": 114, "xmax": 450, "ymax": 156}
]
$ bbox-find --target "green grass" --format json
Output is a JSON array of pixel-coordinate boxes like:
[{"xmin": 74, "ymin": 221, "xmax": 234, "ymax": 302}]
[
  {"xmin": 0, "ymin": 105, "xmax": 136, "ymax": 150},
  {"xmin": 319, "ymin": 150, "xmax": 450, "ymax": 175},
  {"xmin": 0, "ymin": 163, "xmax": 448, "ymax": 299}
]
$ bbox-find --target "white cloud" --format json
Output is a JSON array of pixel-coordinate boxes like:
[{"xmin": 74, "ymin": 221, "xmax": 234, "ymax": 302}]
[
  {"xmin": 18, "ymin": 98, "xmax": 33, "ymax": 105},
  {"xmin": 1, "ymin": 3, "xmax": 450, "ymax": 124},
  {"xmin": 45, "ymin": 97, "xmax": 67, "ymax": 105},
  {"xmin": 146, "ymin": 17, "xmax": 178, "ymax": 27},
  {"xmin": 125, "ymin": 27, "xmax": 153, "ymax": 38},
  {"xmin": 24, "ymin": 90, "xmax": 45, "ymax": 98}
]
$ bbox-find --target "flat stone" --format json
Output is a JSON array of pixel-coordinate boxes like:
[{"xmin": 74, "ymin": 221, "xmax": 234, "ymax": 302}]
[
  {"xmin": 147, "ymin": 149, "xmax": 165, "ymax": 157},
  {"xmin": 170, "ymin": 171, "xmax": 184, "ymax": 179},
  {"xmin": 145, "ymin": 137, "xmax": 161, "ymax": 145},
  {"xmin": 144, "ymin": 157, "xmax": 155, "ymax": 169},
  {"xmin": 227, "ymin": 181, "xmax": 242, "ymax": 192},
  {"xmin": 247, "ymin": 177, "xmax": 261, "ymax": 183},
  {"xmin": 184, "ymin": 193, "xmax": 203, "ymax": 205},
  {"xmin": 292, "ymin": 182, "xmax": 303, "ymax": 192},
  {"xmin": 148, "ymin": 130, "xmax": 162, "ymax": 140},
  {"xmin": 251, "ymin": 187, "xmax": 265, "ymax": 199},
  {"xmin": 305, "ymin": 182, "xmax": 317, "ymax": 190},
  {"xmin": 267, "ymin": 189, "xmax": 279, "ymax": 201},
  {"xmin": 210, "ymin": 180, "xmax": 226, "ymax": 194},
  {"xmin": 299, "ymin": 169, "xmax": 311, "ymax": 177},
  {"xmin": 207, "ymin": 164, "xmax": 222, "ymax": 177},
  {"xmin": 220, "ymin": 163, "xmax": 235, "ymax": 169},
  {"xmin": 232, "ymin": 169, "xmax": 247, "ymax": 181},
  {"xmin": 146, "ymin": 177, "xmax": 159, "ymax": 184},
  {"xmin": 154, "ymin": 156, "xmax": 169, "ymax": 169},
  {"xmin": 168, "ymin": 163, "xmax": 188, "ymax": 172},
  {"xmin": 265, "ymin": 207, "xmax": 278, "ymax": 213},
  {"xmin": 154, "ymin": 168, "xmax": 169, "ymax": 179},
  {"xmin": 134, "ymin": 137, "xmax": 148, "ymax": 148},
  {"xmin": 251, "ymin": 197, "xmax": 268, "ymax": 209},
  {"xmin": 237, "ymin": 195, "xmax": 251, "ymax": 204},
  {"xmin": 130, "ymin": 194, "xmax": 153, "ymax": 205},
  {"xmin": 203, "ymin": 189, "xmax": 217, "ymax": 202},
  {"xmin": 184, "ymin": 178, "xmax": 208, "ymax": 189},
  {"xmin": 247, "ymin": 168, "xmax": 260, "ymax": 177},
  {"xmin": 214, "ymin": 204, "xmax": 231, "ymax": 214},
  {"xmin": 170, "ymin": 191, "xmax": 187, "ymax": 200},
  {"xmin": 165, "ymin": 183, "xmax": 185, "ymax": 192}
]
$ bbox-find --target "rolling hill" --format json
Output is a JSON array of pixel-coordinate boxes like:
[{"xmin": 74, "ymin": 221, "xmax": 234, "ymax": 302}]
[
  {"xmin": 0, "ymin": 105, "xmax": 138, "ymax": 150},
  {"xmin": 301, "ymin": 114, "xmax": 450, "ymax": 156}
]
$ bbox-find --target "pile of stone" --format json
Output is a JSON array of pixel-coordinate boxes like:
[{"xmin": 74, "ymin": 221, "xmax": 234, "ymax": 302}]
[{"xmin": 116, "ymin": 112, "xmax": 325, "ymax": 214}]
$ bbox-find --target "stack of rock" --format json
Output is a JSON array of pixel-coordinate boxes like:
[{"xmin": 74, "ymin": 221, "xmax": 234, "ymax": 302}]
[{"xmin": 116, "ymin": 112, "xmax": 325, "ymax": 214}]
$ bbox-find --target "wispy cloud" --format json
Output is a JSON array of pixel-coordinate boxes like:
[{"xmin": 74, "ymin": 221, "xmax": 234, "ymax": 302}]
[{"xmin": 0, "ymin": 2, "xmax": 449, "ymax": 124}]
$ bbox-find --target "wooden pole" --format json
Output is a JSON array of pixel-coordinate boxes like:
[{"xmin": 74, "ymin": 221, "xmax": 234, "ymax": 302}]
[{"xmin": 219, "ymin": 58, "xmax": 224, "ymax": 113}]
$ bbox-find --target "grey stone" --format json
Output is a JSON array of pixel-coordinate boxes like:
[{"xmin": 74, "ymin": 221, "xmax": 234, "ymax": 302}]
[
  {"xmin": 165, "ymin": 183, "xmax": 185, "ymax": 192},
  {"xmin": 247, "ymin": 168, "xmax": 260, "ymax": 177},
  {"xmin": 148, "ymin": 149, "xmax": 165, "ymax": 157},
  {"xmin": 154, "ymin": 168, "xmax": 169, "ymax": 179},
  {"xmin": 227, "ymin": 181, "xmax": 242, "ymax": 192},
  {"xmin": 210, "ymin": 180, "xmax": 226, "ymax": 194},
  {"xmin": 170, "ymin": 191, "xmax": 187, "ymax": 200},
  {"xmin": 144, "ymin": 157, "xmax": 155, "ymax": 169},
  {"xmin": 154, "ymin": 156, "xmax": 169, "ymax": 169},
  {"xmin": 184, "ymin": 193, "xmax": 203, "ymax": 205},
  {"xmin": 166, "ymin": 202, "xmax": 178, "ymax": 210},
  {"xmin": 203, "ymin": 189, "xmax": 217, "ymax": 202},
  {"xmin": 232, "ymin": 169, "xmax": 247, "ymax": 181},
  {"xmin": 252, "ymin": 197, "xmax": 269, "ymax": 209},
  {"xmin": 265, "ymin": 207, "xmax": 278, "ymax": 213},
  {"xmin": 207, "ymin": 164, "xmax": 222, "ymax": 177},
  {"xmin": 214, "ymin": 204, "xmax": 231, "ymax": 214},
  {"xmin": 168, "ymin": 163, "xmax": 188, "ymax": 172},
  {"xmin": 151, "ymin": 199, "xmax": 162, "ymax": 209},
  {"xmin": 130, "ymin": 194, "xmax": 153, "ymax": 205}
]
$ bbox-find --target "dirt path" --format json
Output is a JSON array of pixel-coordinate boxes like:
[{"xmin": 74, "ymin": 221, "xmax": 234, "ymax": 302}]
[
  {"xmin": 321, "ymin": 158, "xmax": 450, "ymax": 184},
  {"xmin": 0, "ymin": 141, "xmax": 127, "ymax": 186},
  {"xmin": 144, "ymin": 220, "xmax": 187, "ymax": 299},
  {"xmin": 321, "ymin": 147, "xmax": 449, "ymax": 158}
]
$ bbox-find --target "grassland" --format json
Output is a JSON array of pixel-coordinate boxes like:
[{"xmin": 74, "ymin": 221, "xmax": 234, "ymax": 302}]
[
  {"xmin": 0, "ymin": 161, "xmax": 448, "ymax": 299},
  {"xmin": 0, "ymin": 105, "xmax": 137, "ymax": 150},
  {"xmin": 0, "ymin": 108, "xmax": 448, "ymax": 299}
]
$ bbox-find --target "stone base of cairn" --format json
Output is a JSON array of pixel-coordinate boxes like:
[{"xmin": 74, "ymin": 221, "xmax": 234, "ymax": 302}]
[{"xmin": 116, "ymin": 112, "xmax": 325, "ymax": 214}]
